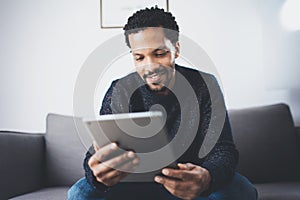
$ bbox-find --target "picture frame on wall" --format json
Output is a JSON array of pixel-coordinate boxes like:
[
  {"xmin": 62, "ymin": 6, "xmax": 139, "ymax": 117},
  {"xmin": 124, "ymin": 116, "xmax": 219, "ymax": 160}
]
[{"xmin": 100, "ymin": 0, "xmax": 169, "ymax": 29}]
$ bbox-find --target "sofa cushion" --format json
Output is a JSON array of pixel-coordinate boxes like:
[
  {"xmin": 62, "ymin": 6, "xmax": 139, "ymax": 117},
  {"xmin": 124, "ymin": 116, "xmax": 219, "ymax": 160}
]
[
  {"xmin": 45, "ymin": 114, "xmax": 92, "ymax": 187},
  {"xmin": 255, "ymin": 182, "xmax": 300, "ymax": 200},
  {"xmin": 9, "ymin": 187, "xmax": 69, "ymax": 200},
  {"xmin": 229, "ymin": 103, "xmax": 300, "ymax": 183},
  {"xmin": 0, "ymin": 131, "xmax": 44, "ymax": 200}
]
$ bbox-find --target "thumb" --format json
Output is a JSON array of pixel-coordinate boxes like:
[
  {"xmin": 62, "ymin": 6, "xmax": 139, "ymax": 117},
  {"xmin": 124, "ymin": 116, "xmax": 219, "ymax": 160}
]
[{"xmin": 93, "ymin": 141, "xmax": 100, "ymax": 151}]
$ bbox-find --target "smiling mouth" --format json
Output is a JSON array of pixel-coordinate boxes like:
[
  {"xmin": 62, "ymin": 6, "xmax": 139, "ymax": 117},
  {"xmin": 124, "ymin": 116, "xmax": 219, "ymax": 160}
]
[
  {"xmin": 144, "ymin": 69, "xmax": 166, "ymax": 84},
  {"xmin": 147, "ymin": 73, "xmax": 162, "ymax": 84}
]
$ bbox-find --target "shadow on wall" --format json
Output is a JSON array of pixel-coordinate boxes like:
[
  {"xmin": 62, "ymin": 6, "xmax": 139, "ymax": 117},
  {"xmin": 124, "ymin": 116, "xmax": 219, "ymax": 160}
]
[
  {"xmin": 287, "ymin": 31, "xmax": 300, "ymax": 126},
  {"xmin": 259, "ymin": 0, "xmax": 300, "ymax": 125},
  {"xmin": 289, "ymin": 88, "xmax": 300, "ymax": 126}
]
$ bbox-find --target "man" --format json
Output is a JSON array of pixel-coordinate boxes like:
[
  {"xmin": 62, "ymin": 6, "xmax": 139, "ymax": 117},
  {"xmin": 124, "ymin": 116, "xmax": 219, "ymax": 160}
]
[{"xmin": 68, "ymin": 7, "xmax": 257, "ymax": 200}]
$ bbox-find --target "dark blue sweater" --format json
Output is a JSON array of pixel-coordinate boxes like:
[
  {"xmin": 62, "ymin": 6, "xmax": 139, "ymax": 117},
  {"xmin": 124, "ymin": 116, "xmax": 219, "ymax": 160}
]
[{"xmin": 84, "ymin": 65, "xmax": 238, "ymax": 199}]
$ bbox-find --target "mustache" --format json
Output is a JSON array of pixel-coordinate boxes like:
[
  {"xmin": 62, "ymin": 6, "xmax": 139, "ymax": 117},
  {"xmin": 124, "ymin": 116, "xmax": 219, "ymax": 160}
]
[{"xmin": 143, "ymin": 68, "xmax": 167, "ymax": 79}]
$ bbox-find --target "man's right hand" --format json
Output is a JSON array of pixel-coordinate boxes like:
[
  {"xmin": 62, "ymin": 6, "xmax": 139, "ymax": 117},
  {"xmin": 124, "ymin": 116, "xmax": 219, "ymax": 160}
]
[{"xmin": 88, "ymin": 142, "xmax": 139, "ymax": 187}]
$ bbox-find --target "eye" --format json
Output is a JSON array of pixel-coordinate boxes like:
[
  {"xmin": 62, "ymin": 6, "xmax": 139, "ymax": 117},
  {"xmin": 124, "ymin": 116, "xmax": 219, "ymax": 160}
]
[
  {"xmin": 135, "ymin": 55, "xmax": 144, "ymax": 61},
  {"xmin": 154, "ymin": 50, "xmax": 168, "ymax": 57}
]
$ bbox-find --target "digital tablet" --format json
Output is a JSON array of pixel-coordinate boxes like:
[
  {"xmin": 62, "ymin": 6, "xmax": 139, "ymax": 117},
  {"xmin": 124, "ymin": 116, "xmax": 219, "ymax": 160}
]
[{"xmin": 82, "ymin": 111, "xmax": 177, "ymax": 182}]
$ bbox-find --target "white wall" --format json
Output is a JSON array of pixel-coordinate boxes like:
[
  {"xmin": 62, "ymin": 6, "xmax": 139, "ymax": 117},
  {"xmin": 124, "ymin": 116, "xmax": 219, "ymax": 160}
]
[{"xmin": 1, "ymin": 0, "xmax": 299, "ymax": 132}]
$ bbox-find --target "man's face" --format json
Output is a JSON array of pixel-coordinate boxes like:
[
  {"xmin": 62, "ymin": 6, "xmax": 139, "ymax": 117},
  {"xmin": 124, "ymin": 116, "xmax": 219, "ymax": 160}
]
[{"xmin": 128, "ymin": 27, "xmax": 179, "ymax": 93}]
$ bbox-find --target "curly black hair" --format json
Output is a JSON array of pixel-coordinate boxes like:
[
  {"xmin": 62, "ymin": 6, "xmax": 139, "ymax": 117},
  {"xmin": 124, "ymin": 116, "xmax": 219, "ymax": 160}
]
[{"xmin": 123, "ymin": 6, "xmax": 179, "ymax": 48}]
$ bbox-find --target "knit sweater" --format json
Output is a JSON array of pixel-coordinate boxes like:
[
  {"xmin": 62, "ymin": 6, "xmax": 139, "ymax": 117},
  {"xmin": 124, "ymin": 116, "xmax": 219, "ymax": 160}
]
[{"xmin": 83, "ymin": 64, "xmax": 239, "ymax": 198}]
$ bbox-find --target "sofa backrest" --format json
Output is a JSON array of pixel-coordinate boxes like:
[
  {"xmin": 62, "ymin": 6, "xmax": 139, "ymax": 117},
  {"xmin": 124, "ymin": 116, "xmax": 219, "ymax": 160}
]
[
  {"xmin": 45, "ymin": 113, "xmax": 91, "ymax": 187},
  {"xmin": 44, "ymin": 104, "xmax": 300, "ymax": 186},
  {"xmin": 229, "ymin": 103, "xmax": 300, "ymax": 183}
]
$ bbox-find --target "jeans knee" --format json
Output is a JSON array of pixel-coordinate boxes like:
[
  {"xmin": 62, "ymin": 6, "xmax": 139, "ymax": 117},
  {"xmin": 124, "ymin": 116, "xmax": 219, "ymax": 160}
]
[
  {"xmin": 208, "ymin": 173, "xmax": 257, "ymax": 200},
  {"xmin": 68, "ymin": 184, "xmax": 77, "ymax": 200},
  {"xmin": 233, "ymin": 173, "xmax": 257, "ymax": 200},
  {"xmin": 68, "ymin": 178, "xmax": 83, "ymax": 200},
  {"xmin": 68, "ymin": 177, "xmax": 92, "ymax": 200},
  {"xmin": 68, "ymin": 177, "xmax": 106, "ymax": 200}
]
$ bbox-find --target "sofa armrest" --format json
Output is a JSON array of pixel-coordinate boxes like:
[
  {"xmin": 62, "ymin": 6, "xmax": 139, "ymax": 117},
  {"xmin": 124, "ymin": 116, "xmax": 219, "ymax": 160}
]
[
  {"xmin": 0, "ymin": 131, "xmax": 45, "ymax": 199},
  {"xmin": 229, "ymin": 103, "xmax": 300, "ymax": 183},
  {"xmin": 296, "ymin": 126, "xmax": 300, "ymax": 150}
]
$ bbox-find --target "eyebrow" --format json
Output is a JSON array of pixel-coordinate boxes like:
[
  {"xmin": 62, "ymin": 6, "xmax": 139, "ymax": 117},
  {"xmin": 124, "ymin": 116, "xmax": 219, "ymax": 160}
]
[
  {"xmin": 131, "ymin": 45, "xmax": 169, "ymax": 55},
  {"xmin": 155, "ymin": 45, "xmax": 169, "ymax": 50}
]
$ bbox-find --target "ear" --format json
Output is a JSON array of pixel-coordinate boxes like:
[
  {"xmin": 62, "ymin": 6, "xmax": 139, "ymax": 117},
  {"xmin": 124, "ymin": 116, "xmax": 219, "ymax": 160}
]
[{"xmin": 174, "ymin": 41, "xmax": 180, "ymax": 58}]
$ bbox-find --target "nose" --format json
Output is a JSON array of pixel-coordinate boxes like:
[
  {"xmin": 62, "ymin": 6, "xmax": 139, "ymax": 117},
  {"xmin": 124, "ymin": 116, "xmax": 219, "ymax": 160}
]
[{"xmin": 143, "ymin": 57, "xmax": 160, "ymax": 71}]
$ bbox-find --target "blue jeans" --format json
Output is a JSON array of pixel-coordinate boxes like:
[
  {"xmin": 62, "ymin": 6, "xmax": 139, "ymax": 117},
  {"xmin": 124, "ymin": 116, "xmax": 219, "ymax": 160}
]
[{"xmin": 68, "ymin": 173, "xmax": 257, "ymax": 200}]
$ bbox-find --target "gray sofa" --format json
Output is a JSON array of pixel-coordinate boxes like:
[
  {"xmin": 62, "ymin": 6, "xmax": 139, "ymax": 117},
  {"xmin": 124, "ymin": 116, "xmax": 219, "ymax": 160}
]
[{"xmin": 1, "ymin": 103, "xmax": 300, "ymax": 200}]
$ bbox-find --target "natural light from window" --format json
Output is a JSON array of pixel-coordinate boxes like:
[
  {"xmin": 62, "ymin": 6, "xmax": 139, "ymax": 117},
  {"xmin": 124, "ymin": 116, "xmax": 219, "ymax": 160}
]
[{"xmin": 280, "ymin": 0, "xmax": 300, "ymax": 31}]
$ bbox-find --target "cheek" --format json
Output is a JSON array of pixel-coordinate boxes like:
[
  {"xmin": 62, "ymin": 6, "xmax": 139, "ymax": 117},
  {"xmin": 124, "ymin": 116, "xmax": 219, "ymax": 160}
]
[
  {"xmin": 155, "ymin": 57, "xmax": 172, "ymax": 67},
  {"xmin": 164, "ymin": 54, "xmax": 176, "ymax": 65},
  {"xmin": 134, "ymin": 60, "xmax": 150, "ymax": 70},
  {"xmin": 135, "ymin": 67, "xmax": 145, "ymax": 78}
]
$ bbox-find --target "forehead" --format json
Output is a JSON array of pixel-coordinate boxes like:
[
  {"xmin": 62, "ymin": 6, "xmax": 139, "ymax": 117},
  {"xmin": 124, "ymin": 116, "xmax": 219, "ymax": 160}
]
[{"xmin": 128, "ymin": 27, "xmax": 172, "ymax": 51}]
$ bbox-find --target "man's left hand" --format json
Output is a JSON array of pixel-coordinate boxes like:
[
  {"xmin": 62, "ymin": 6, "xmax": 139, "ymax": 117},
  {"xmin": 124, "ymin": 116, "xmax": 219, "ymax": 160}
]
[{"xmin": 154, "ymin": 163, "xmax": 211, "ymax": 200}]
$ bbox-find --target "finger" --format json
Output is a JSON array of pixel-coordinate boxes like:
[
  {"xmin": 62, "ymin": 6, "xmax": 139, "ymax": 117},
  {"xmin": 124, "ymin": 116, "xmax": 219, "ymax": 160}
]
[
  {"xmin": 103, "ymin": 171, "xmax": 130, "ymax": 186},
  {"xmin": 177, "ymin": 163, "xmax": 196, "ymax": 170},
  {"xmin": 116, "ymin": 157, "xmax": 139, "ymax": 172},
  {"xmin": 89, "ymin": 143, "xmax": 118, "ymax": 166},
  {"xmin": 155, "ymin": 176, "xmax": 185, "ymax": 195},
  {"xmin": 99, "ymin": 158, "xmax": 139, "ymax": 186},
  {"xmin": 103, "ymin": 158, "xmax": 139, "ymax": 181},
  {"xmin": 155, "ymin": 176, "xmax": 195, "ymax": 200},
  {"xmin": 177, "ymin": 163, "xmax": 185, "ymax": 170},
  {"xmin": 155, "ymin": 175, "xmax": 183, "ymax": 188},
  {"xmin": 92, "ymin": 151, "xmax": 136, "ymax": 180},
  {"xmin": 95, "ymin": 151, "xmax": 136, "ymax": 175},
  {"xmin": 162, "ymin": 168, "xmax": 195, "ymax": 180}
]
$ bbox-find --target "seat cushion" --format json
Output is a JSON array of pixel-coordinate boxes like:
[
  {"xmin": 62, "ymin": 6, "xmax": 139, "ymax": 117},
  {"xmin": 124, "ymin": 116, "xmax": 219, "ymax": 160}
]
[
  {"xmin": 9, "ymin": 187, "xmax": 69, "ymax": 200},
  {"xmin": 229, "ymin": 103, "xmax": 300, "ymax": 183},
  {"xmin": 255, "ymin": 182, "xmax": 300, "ymax": 200}
]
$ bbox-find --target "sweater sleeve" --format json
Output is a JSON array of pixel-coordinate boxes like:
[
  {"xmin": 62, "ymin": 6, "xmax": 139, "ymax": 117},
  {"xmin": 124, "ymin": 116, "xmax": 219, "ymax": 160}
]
[
  {"xmin": 201, "ymin": 113, "xmax": 239, "ymax": 193},
  {"xmin": 83, "ymin": 147, "xmax": 111, "ymax": 195},
  {"xmin": 199, "ymin": 75, "xmax": 239, "ymax": 193}
]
